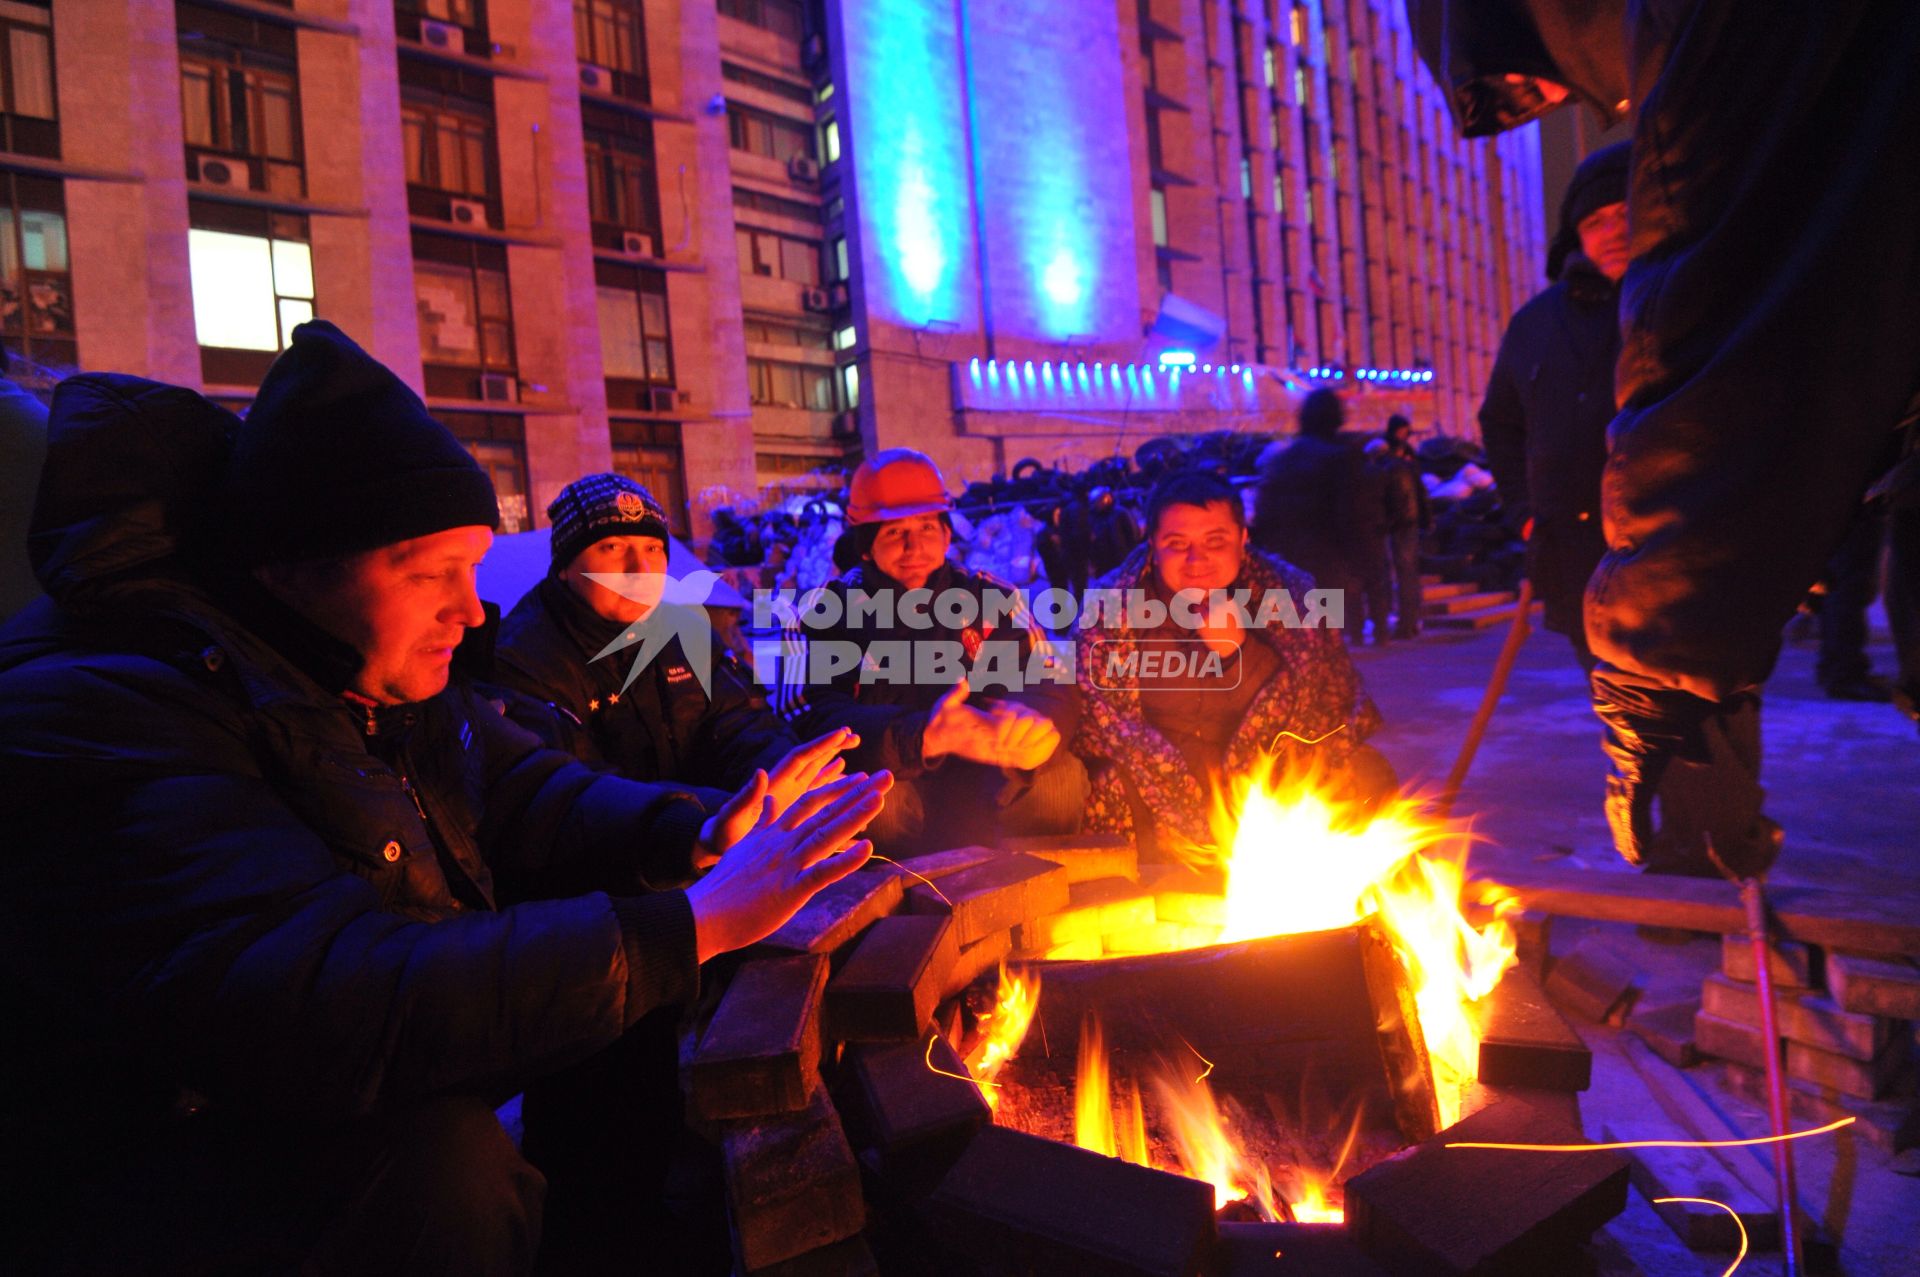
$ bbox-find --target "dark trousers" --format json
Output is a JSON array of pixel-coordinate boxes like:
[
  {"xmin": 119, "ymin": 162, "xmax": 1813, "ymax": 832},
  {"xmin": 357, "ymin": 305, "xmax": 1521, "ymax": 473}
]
[
  {"xmin": 1815, "ymin": 504, "xmax": 1885, "ymax": 689},
  {"xmin": 866, "ymin": 744, "xmax": 1089, "ymax": 855},
  {"xmin": 8, "ymin": 1097, "xmax": 543, "ymax": 1276},
  {"xmin": 520, "ymin": 1009, "xmax": 730, "ymax": 1276},
  {"xmin": 1389, "ymin": 527, "xmax": 1423, "ymax": 635},
  {"xmin": 1355, "ymin": 534, "xmax": 1394, "ymax": 640}
]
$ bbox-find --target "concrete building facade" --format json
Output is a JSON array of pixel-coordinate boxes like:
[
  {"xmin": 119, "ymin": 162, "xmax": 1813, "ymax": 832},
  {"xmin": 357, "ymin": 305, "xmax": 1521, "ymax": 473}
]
[{"xmin": 14, "ymin": 0, "xmax": 1540, "ymax": 538}]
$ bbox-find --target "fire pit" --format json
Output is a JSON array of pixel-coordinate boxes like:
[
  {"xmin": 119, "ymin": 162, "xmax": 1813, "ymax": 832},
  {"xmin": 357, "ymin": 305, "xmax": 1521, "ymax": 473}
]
[{"xmin": 687, "ymin": 768, "xmax": 1628, "ymax": 1274}]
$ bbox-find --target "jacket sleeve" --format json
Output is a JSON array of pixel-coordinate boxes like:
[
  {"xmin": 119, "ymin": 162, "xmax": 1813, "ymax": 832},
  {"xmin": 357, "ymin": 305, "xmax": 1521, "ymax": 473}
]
[
  {"xmin": 690, "ymin": 653, "xmax": 800, "ymax": 790},
  {"xmin": 0, "ymin": 663, "xmax": 698, "ymax": 1123},
  {"xmin": 773, "ymin": 583, "xmax": 936, "ymax": 777},
  {"xmin": 465, "ymin": 689, "xmax": 709, "ymax": 896},
  {"xmin": 1478, "ymin": 328, "xmax": 1532, "ymax": 526}
]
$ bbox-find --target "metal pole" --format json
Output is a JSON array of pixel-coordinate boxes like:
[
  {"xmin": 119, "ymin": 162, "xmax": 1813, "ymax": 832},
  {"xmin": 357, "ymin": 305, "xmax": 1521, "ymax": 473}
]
[
  {"xmin": 1438, "ymin": 576, "xmax": 1532, "ymax": 816},
  {"xmin": 1737, "ymin": 873, "xmax": 1804, "ymax": 1274}
]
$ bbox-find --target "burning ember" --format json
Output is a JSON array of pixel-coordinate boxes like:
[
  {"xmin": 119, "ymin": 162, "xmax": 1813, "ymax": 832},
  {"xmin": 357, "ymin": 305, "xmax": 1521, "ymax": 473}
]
[{"xmin": 973, "ymin": 757, "xmax": 1521, "ymax": 1222}]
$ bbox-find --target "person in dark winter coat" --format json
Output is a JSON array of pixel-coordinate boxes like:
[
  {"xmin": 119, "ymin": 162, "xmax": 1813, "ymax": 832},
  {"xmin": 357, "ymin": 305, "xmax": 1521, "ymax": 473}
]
[
  {"xmin": 0, "ymin": 323, "xmax": 887, "ymax": 1275},
  {"xmin": 1479, "ymin": 142, "xmax": 1626, "ymax": 666},
  {"xmin": 492, "ymin": 472, "xmax": 798, "ymax": 805},
  {"xmin": 1379, "ymin": 416, "xmax": 1430, "ymax": 638},
  {"xmin": 1251, "ymin": 389, "xmax": 1370, "ymax": 641},
  {"xmin": 776, "ymin": 449, "xmax": 1087, "ymax": 853},
  {"xmin": 1408, "ymin": 0, "xmax": 1920, "ymax": 872},
  {"xmin": 1074, "ymin": 471, "xmax": 1389, "ymax": 859}
]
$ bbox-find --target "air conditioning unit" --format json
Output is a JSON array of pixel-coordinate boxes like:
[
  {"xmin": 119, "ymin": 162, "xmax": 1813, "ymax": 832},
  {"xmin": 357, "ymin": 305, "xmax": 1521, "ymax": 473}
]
[
  {"xmin": 620, "ymin": 230, "xmax": 650, "ymax": 256},
  {"xmin": 196, "ymin": 157, "xmax": 242, "ymax": 188},
  {"xmin": 479, "ymin": 373, "xmax": 518, "ymax": 403},
  {"xmin": 831, "ymin": 410, "xmax": 859, "ymax": 439},
  {"xmin": 799, "ymin": 286, "xmax": 832, "ymax": 313},
  {"xmin": 579, "ymin": 63, "xmax": 612, "ymax": 92},
  {"xmin": 647, "ymin": 385, "xmax": 677, "ymax": 413},
  {"xmin": 787, "ymin": 155, "xmax": 819, "ymax": 183},
  {"xmin": 419, "ymin": 18, "xmax": 460, "ymax": 50},
  {"xmin": 448, "ymin": 198, "xmax": 491, "ymax": 229}
]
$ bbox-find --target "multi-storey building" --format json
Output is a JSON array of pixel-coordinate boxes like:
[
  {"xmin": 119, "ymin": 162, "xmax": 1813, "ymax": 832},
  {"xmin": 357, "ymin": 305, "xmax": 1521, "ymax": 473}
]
[{"xmin": 19, "ymin": 0, "xmax": 1540, "ymax": 538}]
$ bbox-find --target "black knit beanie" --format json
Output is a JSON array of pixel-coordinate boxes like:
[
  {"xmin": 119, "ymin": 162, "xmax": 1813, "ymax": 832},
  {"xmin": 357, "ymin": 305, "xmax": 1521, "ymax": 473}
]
[
  {"xmin": 1547, "ymin": 141, "xmax": 1630, "ymax": 279},
  {"xmin": 547, "ymin": 472, "xmax": 670, "ymax": 572},
  {"xmin": 221, "ymin": 321, "xmax": 499, "ymax": 565}
]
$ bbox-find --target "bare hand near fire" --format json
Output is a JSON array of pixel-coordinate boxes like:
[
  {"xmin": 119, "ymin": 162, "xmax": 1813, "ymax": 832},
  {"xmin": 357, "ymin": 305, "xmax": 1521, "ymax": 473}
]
[
  {"xmin": 695, "ymin": 728, "xmax": 858, "ymax": 868},
  {"xmin": 686, "ymin": 771, "xmax": 892, "ymax": 962},
  {"xmin": 923, "ymin": 682, "xmax": 1058, "ymax": 769}
]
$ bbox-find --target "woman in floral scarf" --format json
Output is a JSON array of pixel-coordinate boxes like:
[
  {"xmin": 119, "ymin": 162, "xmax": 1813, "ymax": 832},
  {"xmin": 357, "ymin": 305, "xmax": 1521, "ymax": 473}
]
[{"xmin": 1072, "ymin": 470, "xmax": 1389, "ymax": 858}]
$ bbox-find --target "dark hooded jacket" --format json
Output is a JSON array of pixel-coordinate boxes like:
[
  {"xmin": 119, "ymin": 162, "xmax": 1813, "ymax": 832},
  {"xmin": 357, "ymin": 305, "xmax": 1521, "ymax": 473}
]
[
  {"xmin": 492, "ymin": 573, "xmax": 794, "ymax": 800},
  {"xmin": 1479, "ymin": 253, "xmax": 1618, "ymax": 637},
  {"xmin": 1250, "ymin": 433, "xmax": 1371, "ymax": 593},
  {"xmin": 0, "ymin": 375, "xmax": 706, "ymax": 1205},
  {"xmin": 1412, "ymin": 0, "xmax": 1920, "ymax": 723}
]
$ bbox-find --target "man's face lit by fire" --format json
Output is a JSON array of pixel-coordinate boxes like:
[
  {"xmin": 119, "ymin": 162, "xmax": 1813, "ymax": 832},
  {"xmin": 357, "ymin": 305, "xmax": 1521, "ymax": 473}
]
[
  {"xmin": 1151, "ymin": 500, "xmax": 1247, "ymax": 597},
  {"xmin": 562, "ymin": 534, "xmax": 669, "ymax": 624},
  {"xmin": 869, "ymin": 514, "xmax": 950, "ymax": 591},
  {"xmin": 1578, "ymin": 201, "xmax": 1630, "ymax": 282}
]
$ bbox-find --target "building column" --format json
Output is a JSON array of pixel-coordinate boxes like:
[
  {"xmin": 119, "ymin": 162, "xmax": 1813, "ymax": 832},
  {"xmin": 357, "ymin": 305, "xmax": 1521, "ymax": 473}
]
[{"xmin": 57, "ymin": 0, "xmax": 198, "ymax": 384}]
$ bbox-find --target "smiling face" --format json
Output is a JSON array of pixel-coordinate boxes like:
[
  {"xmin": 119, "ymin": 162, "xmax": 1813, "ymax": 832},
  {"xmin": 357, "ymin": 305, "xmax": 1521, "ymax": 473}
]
[
  {"xmin": 868, "ymin": 514, "xmax": 951, "ymax": 591},
  {"xmin": 1151, "ymin": 499, "xmax": 1247, "ymax": 596},
  {"xmin": 260, "ymin": 525, "xmax": 494, "ymax": 705},
  {"xmin": 561, "ymin": 533, "xmax": 669, "ymax": 623}
]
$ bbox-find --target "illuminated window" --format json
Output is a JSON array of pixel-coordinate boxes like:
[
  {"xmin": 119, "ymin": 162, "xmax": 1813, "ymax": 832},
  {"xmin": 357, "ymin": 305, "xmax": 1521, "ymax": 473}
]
[
  {"xmin": 1289, "ymin": 5, "xmax": 1307, "ymax": 48},
  {"xmin": 573, "ymin": 0, "xmax": 644, "ymax": 76},
  {"xmin": 1150, "ymin": 187, "xmax": 1168, "ymax": 247},
  {"xmin": 832, "ymin": 324, "xmax": 855, "ymax": 350},
  {"xmin": 1240, "ymin": 156, "xmax": 1252, "ymax": 199},
  {"xmin": 0, "ymin": 171, "xmax": 71, "ymax": 369},
  {"xmin": 820, "ymin": 116, "xmax": 840, "ymax": 164},
  {"xmin": 833, "ymin": 236, "xmax": 849, "ymax": 281},
  {"xmin": 1262, "ymin": 45, "xmax": 1276, "ymax": 89},
  {"xmin": 735, "ymin": 227, "xmax": 822, "ymax": 285},
  {"xmin": 748, "ymin": 358, "xmax": 834, "ymax": 410},
  {"xmin": 840, "ymin": 362, "xmax": 859, "ymax": 411},
  {"xmin": 188, "ymin": 229, "xmax": 312, "ymax": 354},
  {"xmin": 0, "ymin": 0, "xmax": 54, "ymax": 159}
]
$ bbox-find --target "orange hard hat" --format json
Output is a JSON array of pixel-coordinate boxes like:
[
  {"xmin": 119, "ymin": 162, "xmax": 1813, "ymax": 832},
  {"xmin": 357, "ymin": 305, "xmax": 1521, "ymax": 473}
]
[{"xmin": 845, "ymin": 448, "xmax": 953, "ymax": 525}]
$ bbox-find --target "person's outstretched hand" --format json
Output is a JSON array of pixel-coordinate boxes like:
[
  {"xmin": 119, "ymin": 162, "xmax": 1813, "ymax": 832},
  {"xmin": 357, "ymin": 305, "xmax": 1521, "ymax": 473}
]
[
  {"xmin": 694, "ymin": 728, "xmax": 859, "ymax": 868},
  {"xmin": 921, "ymin": 680, "xmax": 998, "ymax": 764},
  {"xmin": 988, "ymin": 701, "xmax": 1061, "ymax": 771},
  {"xmin": 685, "ymin": 770, "xmax": 892, "ymax": 962}
]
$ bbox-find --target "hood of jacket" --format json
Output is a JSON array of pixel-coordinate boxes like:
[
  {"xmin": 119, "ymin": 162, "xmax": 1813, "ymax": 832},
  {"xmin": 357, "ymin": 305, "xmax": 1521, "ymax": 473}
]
[
  {"xmin": 1405, "ymin": 0, "xmax": 1630, "ymax": 137},
  {"xmin": 25, "ymin": 374, "xmax": 239, "ymax": 610}
]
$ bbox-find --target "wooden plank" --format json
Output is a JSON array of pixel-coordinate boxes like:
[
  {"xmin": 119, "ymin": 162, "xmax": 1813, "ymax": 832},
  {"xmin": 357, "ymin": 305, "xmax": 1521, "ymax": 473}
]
[
  {"xmin": 942, "ymin": 928, "xmax": 1013, "ymax": 998},
  {"xmin": 834, "ymin": 1034, "xmax": 992, "ymax": 1196},
  {"xmin": 693, "ymin": 955, "xmax": 829, "ymax": 1120},
  {"xmin": 1721, "ymin": 1057, "xmax": 1920, "ymax": 1154},
  {"xmin": 1468, "ymin": 865, "xmax": 1920, "ymax": 958},
  {"xmin": 905, "ymin": 853, "xmax": 1070, "ymax": 946},
  {"xmin": 1016, "ymin": 876, "xmax": 1156, "ymax": 951},
  {"xmin": 1001, "ymin": 832, "xmax": 1139, "ymax": 884},
  {"xmin": 1787, "ymin": 1037, "xmax": 1909, "ymax": 1102},
  {"xmin": 757, "ymin": 870, "xmax": 904, "ymax": 956},
  {"xmin": 1543, "ymin": 936, "xmax": 1638, "ymax": 1024},
  {"xmin": 1627, "ymin": 999, "xmax": 1701, "ymax": 1069},
  {"xmin": 883, "ymin": 844, "xmax": 1000, "ymax": 882},
  {"xmin": 1700, "ymin": 973, "xmax": 1896, "ymax": 1062},
  {"xmin": 1344, "ymin": 1097, "xmax": 1629, "ymax": 1276},
  {"xmin": 826, "ymin": 915, "xmax": 960, "ymax": 1043},
  {"xmin": 1721, "ymin": 934, "xmax": 1817, "ymax": 988},
  {"xmin": 723, "ymin": 1083, "xmax": 865, "ymax": 1272},
  {"xmin": 1825, "ymin": 951, "xmax": 1920, "ymax": 1019},
  {"xmin": 1472, "ymin": 963, "xmax": 1592, "ymax": 1091},
  {"xmin": 1601, "ymin": 1120, "xmax": 1777, "ymax": 1253},
  {"xmin": 745, "ymin": 1234, "xmax": 878, "ymax": 1277},
  {"xmin": 920, "ymin": 1124, "xmax": 1218, "ymax": 1277}
]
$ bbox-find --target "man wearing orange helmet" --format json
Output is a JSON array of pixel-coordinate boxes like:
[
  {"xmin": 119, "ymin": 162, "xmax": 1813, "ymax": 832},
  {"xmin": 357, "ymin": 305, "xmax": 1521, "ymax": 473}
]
[{"xmin": 775, "ymin": 449, "xmax": 1088, "ymax": 852}]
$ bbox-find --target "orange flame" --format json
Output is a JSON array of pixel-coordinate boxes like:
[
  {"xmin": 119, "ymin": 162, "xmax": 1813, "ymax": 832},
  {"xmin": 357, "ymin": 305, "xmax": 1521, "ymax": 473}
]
[
  {"xmin": 1201, "ymin": 756, "xmax": 1518, "ymax": 1126},
  {"xmin": 964, "ymin": 963, "xmax": 1038, "ymax": 1109}
]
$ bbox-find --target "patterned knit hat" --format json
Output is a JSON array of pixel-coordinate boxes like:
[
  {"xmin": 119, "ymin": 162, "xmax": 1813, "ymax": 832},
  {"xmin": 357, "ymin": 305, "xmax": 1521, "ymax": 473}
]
[{"xmin": 547, "ymin": 472, "xmax": 669, "ymax": 571}]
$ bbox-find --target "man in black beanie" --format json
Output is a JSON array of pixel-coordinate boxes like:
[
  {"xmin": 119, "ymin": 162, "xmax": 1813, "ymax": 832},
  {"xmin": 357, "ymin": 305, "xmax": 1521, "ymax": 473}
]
[
  {"xmin": 491, "ymin": 472, "xmax": 799, "ymax": 802},
  {"xmin": 0, "ymin": 321, "xmax": 886, "ymax": 1274}
]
